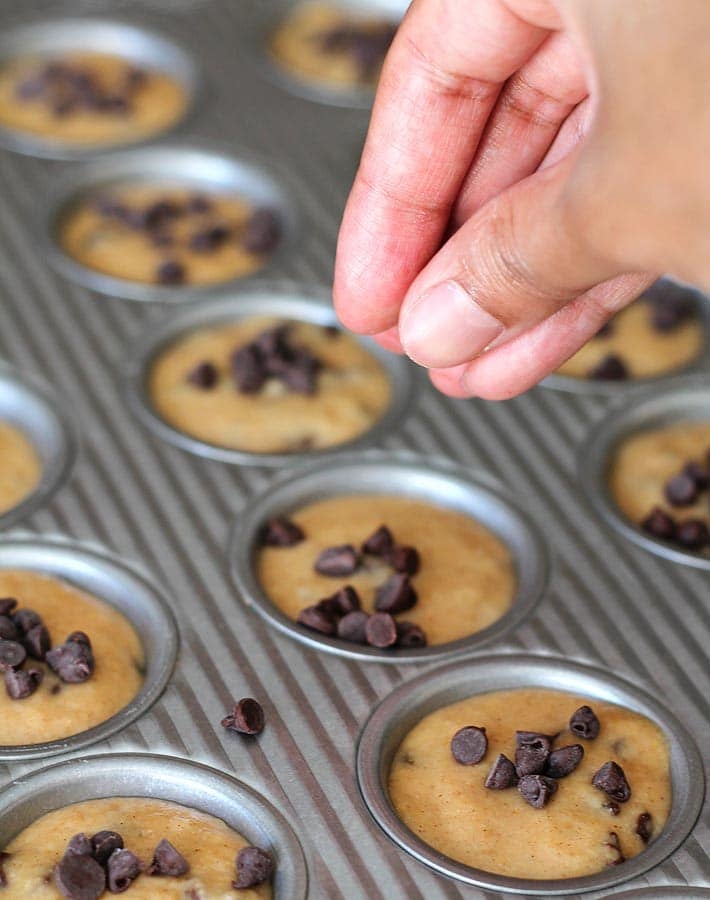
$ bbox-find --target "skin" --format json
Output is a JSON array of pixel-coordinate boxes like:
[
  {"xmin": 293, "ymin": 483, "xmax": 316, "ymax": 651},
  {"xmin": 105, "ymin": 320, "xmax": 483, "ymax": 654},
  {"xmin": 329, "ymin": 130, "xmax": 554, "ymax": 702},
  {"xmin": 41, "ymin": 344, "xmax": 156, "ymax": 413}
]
[{"xmin": 334, "ymin": 0, "xmax": 710, "ymax": 399}]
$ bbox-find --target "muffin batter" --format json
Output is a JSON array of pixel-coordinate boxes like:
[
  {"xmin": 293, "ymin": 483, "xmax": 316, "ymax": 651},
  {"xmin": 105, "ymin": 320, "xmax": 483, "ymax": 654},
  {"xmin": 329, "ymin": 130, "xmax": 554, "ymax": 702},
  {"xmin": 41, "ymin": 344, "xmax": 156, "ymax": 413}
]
[
  {"xmin": 0, "ymin": 421, "xmax": 41, "ymax": 517},
  {"xmin": 389, "ymin": 688, "xmax": 671, "ymax": 879},
  {"xmin": 0, "ymin": 797, "xmax": 272, "ymax": 898},
  {"xmin": 257, "ymin": 495, "xmax": 515, "ymax": 645},
  {"xmin": 60, "ymin": 186, "xmax": 276, "ymax": 287},
  {"xmin": 270, "ymin": 2, "xmax": 396, "ymax": 90},
  {"xmin": 0, "ymin": 570, "xmax": 143, "ymax": 746},
  {"xmin": 0, "ymin": 52, "xmax": 187, "ymax": 147},
  {"xmin": 149, "ymin": 317, "xmax": 391, "ymax": 453}
]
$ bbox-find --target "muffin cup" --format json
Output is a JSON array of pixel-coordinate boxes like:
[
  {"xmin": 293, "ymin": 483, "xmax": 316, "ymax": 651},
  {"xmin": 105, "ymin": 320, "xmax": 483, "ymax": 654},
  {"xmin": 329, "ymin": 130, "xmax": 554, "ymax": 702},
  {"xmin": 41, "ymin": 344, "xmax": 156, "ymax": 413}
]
[
  {"xmin": 229, "ymin": 451, "xmax": 549, "ymax": 662},
  {"xmin": 123, "ymin": 281, "xmax": 418, "ymax": 466},
  {"xmin": 0, "ymin": 362, "xmax": 77, "ymax": 531},
  {"xmin": 0, "ymin": 752, "xmax": 309, "ymax": 898},
  {"xmin": 0, "ymin": 17, "xmax": 199, "ymax": 160},
  {"xmin": 578, "ymin": 374, "xmax": 710, "ymax": 569},
  {"xmin": 0, "ymin": 535, "xmax": 178, "ymax": 761},
  {"xmin": 611, "ymin": 890, "xmax": 710, "ymax": 899},
  {"xmin": 356, "ymin": 653, "xmax": 704, "ymax": 895},
  {"xmin": 44, "ymin": 143, "xmax": 298, "ymax": 302}
]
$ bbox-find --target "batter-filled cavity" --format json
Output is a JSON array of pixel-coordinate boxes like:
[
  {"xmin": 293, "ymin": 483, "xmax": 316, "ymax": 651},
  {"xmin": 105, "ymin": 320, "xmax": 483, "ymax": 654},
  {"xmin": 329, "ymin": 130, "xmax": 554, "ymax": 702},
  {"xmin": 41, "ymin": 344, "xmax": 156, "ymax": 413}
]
[{"xmin": 0, "ymin": 421, "xmax": 41, "ymax": 516}]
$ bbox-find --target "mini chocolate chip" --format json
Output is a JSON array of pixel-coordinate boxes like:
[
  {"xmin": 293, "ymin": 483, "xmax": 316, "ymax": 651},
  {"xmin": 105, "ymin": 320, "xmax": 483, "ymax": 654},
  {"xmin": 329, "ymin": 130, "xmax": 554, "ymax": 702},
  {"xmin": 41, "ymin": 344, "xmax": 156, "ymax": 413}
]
[
  {"xmin": 147, "ymin": 839, "xmax": 189, "ymax": 877},
  {"xmin": 604, "ymin": 831, "xmax": 625, "ymax": 866},
  {"xmin": 641, "ymin": 507, "xmax": 677, "ymax": 541},
  {"xmin": 91, "ymin": 831, "xmax": 124, "ymax": 867},
  {"xmin": 676, "ymin": 518, "xmax": 710, "ymax": 550},
  {"xmin": 683, "ymin": 460, "xmax": 710, "ymax": 491},
  {"xmin": 603, "ymin": 800, "xmax": 620, "ymax": 816},
  {"xmin": 361, "ymin": 525, "xmax": 394, "ymax": 557},
  {"xmin": 54, "ymin": 852, "xmax": 106, "ymax": 899},
  {"xmin": 314, "ymin": 544, "xmax": 360, "ymax": 576},
  {"xmin": 327, "ymin": 585, "xmax": 361, "ymax": 615},
  {"xmin": 0, "ymin": 851, "xmax": 9, "ymax": 887},
  {"xmin": 0, "ymin": 598, "xmax": 17, "ymax": 616},
  {"xmin": 0, "ymin": 639, "xmax": 26, "ymax": 671},
  {"xmin": 518, "ymin": 774, "xmax": 558, "ymax": 809},
  {"xmin": 4, "ymin": 666, "xmax": 42, "ymax": 699},
  {"xmin": 484, "ymin": 753, "xmax": 518, "ymax": 790},
  {"xmin": 588, "ymin": 354, "xmax": 628, "ymax": 380},
  {"xmin": 545, "ymin": 744, "xmax": 584, "ymax": 778},
  {"xmin": 233, "ymin": 845, "xmax": 274, "ymax": 889},
  {"xmin": 260, "ymin": 516, "xmax": 304, "ymax": 547},
  {"xmin": 387, "ymin": 545, "xmax": 420, "ymax": 575},
  {"xmin": 241, "ymin": 209, "xmax": 281, "ymax": 254},
  {"xmin": 569, "ymin": 705, "xmax": 601, "ymax": 739},
  {"xmin": 337, "ymin": 610, "xmax": 369, "ymax": 643},
  {"xmin": 144, "ymin": 200, "xmax": 181, "ymax": 230},
  {"xmin": 374, "ymin": 573, "xmax": 417, "ymax": 614},
  {"xmin": 254, "ymin": 324, "xmax": 291, "ymax": 357},
  {"xmin": 231, "ymin": 344, "xmax": 267, "ymax": 393},
  {"xmin": 107, "ymin": 848, "xmax": 142, "ymax": 893},
  {"xmin": 221, "ymin": 697, "xmax": 265, "ymax": 735},
  {"xmin": 450, "ymin": 726, "xmax": 488, "ymax": 765},
  {"xmin": 395, "ymin": 620, "xmax": 427, "ymax": 648},
  {"xmin": 46, "ymin": 639, "xmax": 95, "ymax": 683},
  {"xmin": 664, "ymin": 471, "xmax": 699, "ymax": 506},
  {"xmin": 365, "ymin": 612, "xmax": 397, "ymax": 648},
  {"xmin": 636, "ymin": 811, "xmax": 654, "ymax": 844},
  {"xmin": 189, "ymin": 224, "xmax": 230, "ymax": 252},
  {"xmin": 297, "ymin": 605, "xmax": 336, "ymax": 635},
  {"xmin": 187, "ymin": 360, "xmax": 218, "ymax": 389},
  {"xmin": 514, "ymin": 732, "xmax": 551, "ymax": 777},
  {"xmin": 278, "ymin": 350, "xmax": 321, "ymax": 395},
  {"xmin": 23, "ymin": 623, "xmax": 50, "ymax": 660},
  {"xmin": 647, "ymin": 287, "xmax": 694, "ymax": 332},
  {"xmin": 156, "ymin": 260, "xmax": 185, "ymax": 285},
  {"xmin": 0, "ymin": 616, "xmax": 17, "ymax": 641},
  {"xmin": 592, "ymin": 761, "xmax": 631, "ymax": 802},
  {"xmin": 67, "ymin": 631, "xmax": 92, "ymax": 648},
  {"xmin": 12, "ymin": 608, "xmax": 41, "ymax": 634},
  {"xmin": 66, "ymin": 834, "xmax": 93, "ymax": 857}
]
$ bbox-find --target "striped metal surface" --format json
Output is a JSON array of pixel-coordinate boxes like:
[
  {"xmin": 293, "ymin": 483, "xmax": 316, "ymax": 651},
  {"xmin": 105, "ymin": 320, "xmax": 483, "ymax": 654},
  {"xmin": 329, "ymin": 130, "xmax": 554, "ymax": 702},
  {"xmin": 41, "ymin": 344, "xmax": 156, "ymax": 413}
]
[{"xmin": 0, "ymin": 1, "xmax": 708, "ymax": 898}]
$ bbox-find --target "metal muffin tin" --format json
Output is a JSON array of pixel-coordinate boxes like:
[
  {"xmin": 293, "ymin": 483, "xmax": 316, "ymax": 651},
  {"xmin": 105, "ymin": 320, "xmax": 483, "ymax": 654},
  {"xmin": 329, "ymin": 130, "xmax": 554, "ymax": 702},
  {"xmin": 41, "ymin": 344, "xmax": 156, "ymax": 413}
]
[
  {"xmin": 0, "ymin": 361, "xmax": 77, "ymax": 531},
  {"xmin": 579, "ymin": 374, "xmax": 710, "ymax": 569},
  {"xmin": 229, "ymin": 452, "xmax": 548, "ymax": 662},
  {"xmin": 0, "ymin": 17, "xmax": 200, "ymax": 160},
  {"xmin": 44, "ymin": 143, "xmax": 298, "ymax": 302},
  {"xmin": 124, "ymin": 281, "xmax": 418, "ymax": 466},
  {"xmin": 0, "ymin": 534, "xmax": 178, "ymax": 761},
  {"xmin": 356, "ymin": 653, "xmax": 704, "ymax": 896},
  {"xmin": 0, "ymin": 752, "xmax": 309, "ymax": 898},
  {"xmin": 610, "ymin": 890, "xmax": 710, "ymax": 899}
]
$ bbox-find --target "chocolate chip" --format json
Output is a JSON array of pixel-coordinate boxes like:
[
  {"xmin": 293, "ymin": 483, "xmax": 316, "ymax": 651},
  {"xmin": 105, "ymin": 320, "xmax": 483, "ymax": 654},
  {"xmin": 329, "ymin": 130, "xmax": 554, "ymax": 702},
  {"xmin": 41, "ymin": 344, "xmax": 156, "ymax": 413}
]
[
  {"xmin": 147, "ymin": 839, "xmax": 189, "ymax": 877},
  {"xmin": 337, "ymin": 610, "xmax": 369, "ymax": 643},
  {"xmin": 106, "ymin": 848, "xmax": 142, "ymax": 893},
  {"xmin": 241, "ymin": 209, "xmax": 281, "ymax": 254},
  {"xmin": 143, "ymin": 200, "xmax": 181, "ymax": 230},
  {"xmin": 23, "ymin": 623, "xmax": 50, "ymax": 660},
  {"xmin": 66, "ymin": 631, "xmax": 91, "ymax": 649},
  {"xmin": 387, "ymin": 545, "xmax": 420, "ymax": 575},
  {"xmin": 231, "ymin": 344, "xmax": 267, "ymax": 393},
  {"xmin": 4, "ymin": 666, "xmax": 42, "ymax": 699},
  {"xmin": 569, "ymin": 705, "xmax": 601, "ymax": 740},
  {"xmin": 91, "ymin": 831, "xmax": 124, "ymax": 867},
  {"xmin": 54, "ymin": 852, "xmax": 106, "ymax": 899},
  {"xmin": 46, "ymin": 639, "xmax": 95, "ymax": 683},
  {"xmin": 0, "ymin": 616, "xmax": 18, "ymax": 641},
  {"xmin": 484, "ymin": 753, "xmax": 518, "ymax": 789},
  {"xmin": 374, "ymin": 573, "xmax": 417, "ymax": 614},
  {"xmin": 187, "ymin": 194, "xmax": 212, "ymax": 214},
  {"xmin": 545, "ymin": 744, "xmax": 584, "ymax": 778},
  {"xmin": 647, "ymin": 285, "xmax": 694, "ymax": 332},
  {"xmin": 66, "ymin": 834, "xmax": 93, "ymax": 857},
  {"xmin": 276, "ymin": 349, "xmax": 321, "ymax": 395},
  {"xmin": 189, "ymin": 224, "xmax": 230, "ymax": 252},
  {"xmin": 676, "ymin": 518, "xmax": 710, "ymax": 550},
  {"xmin": 664, "ymin": 471, "xmax": 699, "ymax": 506},
  {"xmin": 604, "ymin": 831, "xmax": 625, "ymax": 865},
  {"xmin": 260, "ymin": 516, "xmax": 304, "ymax": 547},
  {"xmin": 641, "ymin": 506, "xmax": 677, "ymax": 541},
  {"xmin": 0, "ymin": 851, "xmax": 9, "ymax": 888},
  {"xmin": 514, "ymin": 731, "xmax": 551, "ymax": 777},
  {"xmin": 361, "ymin": 525, "xmax": 394, "ymax": 557},
  {"xmin": 156, "ymin": 260, "xmax": 185, "ymax": 285},
  {"xmin": 254, "ymin": 324, "xmax": 291, "ymax": 357},
  {"xmin": 221, "ymin": 697, "xmax": 265, "ymax": 735},
  {"xmin": 683, "ymin": 460, "xmax": 710, "ymax": 491},
  {"xmin": 12, "ymin": 608, "xmax": 41, "ymax": 634},
  {"xmin": 314, "ymin": 544, "xmax": 360, "ymax": 576},
  {"xmin": 395, "ymin": 620, "xmax": 427, "ymax": 648},
  {"xmin": 233, "ymin": 845, "xmax": 274, "ymax": 889},
  {"xmin": 450, "ymin": 726, "xmax": 488, "ymax": 765},
  {"xmin": 636, "ymin": 811, "xmax": 654, "ymax": 844},
  {"xmin": 603, "ymin": 800, "xmax": 620, "ymax": 816},
  {"xmin": 0, "ymin": 639, "xmax": 26, "ymax": 671},
  {"xmin": 0, "ymin": 598, "xmax": 17, "ymax": 616},
  {"xmin": 592, "ymin": 761, "xmax": 631, "ymax": 802},
  {"xmin": 297, "ymin": 605, "xmax": 336, "ymax": 635},
  {"xmin": 588, "ymin": 354, "xmax": 628, "ymax": 380},
  {"xmin": 187, "ymin": 360, "xmax": 218, "ymax": 389},
  {"xmin": 518, "ymin": 774, "xmax": 558, "ymax": 809},
  {"xmin": 327, "ymin": 585, "xmax": 361, "ymax": 615},
  {"xmin": 365, "ymin": 612, "xmax": 397, "ymax": 648}
]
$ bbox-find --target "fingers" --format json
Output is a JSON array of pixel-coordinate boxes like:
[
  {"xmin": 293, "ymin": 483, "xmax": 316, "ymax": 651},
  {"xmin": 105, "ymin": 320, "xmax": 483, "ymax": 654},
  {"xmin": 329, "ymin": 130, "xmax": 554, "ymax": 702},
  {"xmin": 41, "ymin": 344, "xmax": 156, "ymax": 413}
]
[
  {"xmin": 334, "ymin": 0, "xmax": 550, "ymax": 335},
  {"xmin": 370, "ymin": 326, "xmax": 404, "ymax": 354}
]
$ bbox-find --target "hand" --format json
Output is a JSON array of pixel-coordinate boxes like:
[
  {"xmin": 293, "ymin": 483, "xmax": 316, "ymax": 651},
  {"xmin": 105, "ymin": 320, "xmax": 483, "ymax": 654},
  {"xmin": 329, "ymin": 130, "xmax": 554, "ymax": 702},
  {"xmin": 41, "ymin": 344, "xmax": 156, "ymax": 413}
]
[{"xmin": 334, "ymin": 0, "xmax": 710, "ymax": 398}]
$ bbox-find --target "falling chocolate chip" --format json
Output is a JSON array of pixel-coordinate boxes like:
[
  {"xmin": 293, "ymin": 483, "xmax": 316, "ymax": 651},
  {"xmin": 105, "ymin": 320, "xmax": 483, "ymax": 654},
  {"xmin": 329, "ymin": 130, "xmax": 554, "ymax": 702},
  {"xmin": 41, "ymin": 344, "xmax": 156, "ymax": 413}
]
[
  {"xmin": 0, "ymin": 598, "xmax": 17, "ymax": 616},
  {"xmin": 636, "ymin": 811, "xmax": 654, "ymax": 844},
  {"xmin": 241, "ymin": 209, "xmax": 281, "ymax": 254},
  {"xmin": 12, "ymin": 608, "xmax": 41, "ymax": 634},
  {"xmin": 569, "ymin": 705, "xmax": 601, "ymax": 740},
  {"xmin": 46, "ymin": 638, "xmax": 95, "ymax": 683},
  {"xmin": 4, "ymin": 666, "xmax": 42, "ymax": 699},
  {"xmin": 664, "ymin": 471, "xmax": 699, "ymax": 506},
  {"xmin": 676, "ymin": 519, "xmax": 710, "ymax": 550},
  {"xmin": 484, "ymin": 753, "xmax": 518, "ymax": 789},
  {"xmin": 91, "ymin": 831, "xmax": 124, "ymax": 867},
  {"xmin": 156, "ymin": 260, "xmax": 186, "ymax": 285},
  {"xmin": 337, "ymin": 610, "xmax": 369, "ymax": 643},
  {"xmin": 0, "ymin": 639, "xmax": 26, "ymax": 671},
  {"xmin": 260, "ymin": 516, "xmax": 304, "ymax": 547},
  {"xmin": 395, "ymin": 620, "xmax": 427, "ymax": 648},
  {"xmin": 297, "ymin": 605, "xmax": 336, "ymax": 635},
  {"xmin": 231, "ymin": 344, "xmax": 267, "ymax": 393},
  {"xmin": 374, "ymin": 573, "xmax": 417, "ymax": 614},
  {"xmin": 0, "ymin": 851, "xmax": 9, "ymax": 887},
  {"xmin": 233, "ymin": 845, "xmax": 274, "ymax": 889},
  {"xmin": 54, "ymin": 851, "xmax": 106, "ymax": 900},
  {"xmin": 187, "ymin": 360, "xmax": 218, "ymax": 389},
  {"xmin": 147, "ymin": 839, "xmax": 189, "ymax": 877},
  {"xmin": 23, "ymin": 623, "xmax": 50, "ymax": 660},
  {"xmin": 361, "ymin": 525, "xmax": 394, "ymax": 557},
  {"xmin": 314, "ymin": 544, "xmax": 360, "ymax": 576},
  {"xmin": 604, "ymin": 831, "xmax": 626, "ymax": 866},
  {"xmin": 106, "ymin": 848, "xmax": 142, "ymax": 893},
  {"xmin": 641, "ymin": 507, "xmax": 677, "ymax": 541},
  {"xmin": 592, "ymin": 761, "xmax": 631, "ymax": 802},
  {"xmin": 66, "ymin": 834, "xmax": 93, "ymax": 857},
  {"xmin": 221, "ymin": 697, "xmax": 265, "ymax": 735},
  {"xmin": 387, "ymin": 545, "xmax": 420, "ymax": 575},
  {"xmin": 518, "ymin": 774, "xmax": 558, "ymax": 808},
  {"xmin": 450, "ymin": 726, "xmax": 488, "ymax": 765},
  {"xmin": 0, "ymin": 616, "xmax": 17, "ymax": 641},
  {"xmin": 545, "ymin": 744, "xmax": 584, "ymax": 778},
  {"xmin": 514, "ymin": 731, "xmax": 551, "ymax": 777},
  {"xmin": 365, "ymin": 612, "xmax": 397, "ymax": 648},
  {"xmin": 588, "ymin": 354, "xmax": 628, "ymax": 381}
]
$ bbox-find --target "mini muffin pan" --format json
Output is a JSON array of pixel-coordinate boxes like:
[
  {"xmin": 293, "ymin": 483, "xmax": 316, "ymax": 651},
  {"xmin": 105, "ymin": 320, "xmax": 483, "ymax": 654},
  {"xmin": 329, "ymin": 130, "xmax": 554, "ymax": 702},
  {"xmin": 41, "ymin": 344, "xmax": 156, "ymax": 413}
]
[
  {"xmin": 579, "ymin": 375, "xmax": 710, "ymax": 569},
  {"xmin": 0, "ymin": 752, "xmax": 309, "ymax": 897},
  {"xmin": 44, "ymin": 143, "xmax": 298, "ymax": 302},
  {"xmin": 0, "ymin": 18, "xmax": 199, "ymax": 159},
  {"xmin": 356, "ymin": 653, "xmax": 704, "ymax": 896},
  {"xmin": 610, "ymin": 890, "xmax": 710, "ymax": 899},
  {"xmin": 0, "ymin": 362, "xmax": 77, "ymax": 531},
  {"xmin": 123, "ymin": 282, "xmax": 418, "ymax": 466},
  {"xmin": 0, "ymin": 535, "xmax": 178, "ymax": 761},
  {"xmin": 229, "ymin": 452, "xmax": 548, "ymax": 662}
]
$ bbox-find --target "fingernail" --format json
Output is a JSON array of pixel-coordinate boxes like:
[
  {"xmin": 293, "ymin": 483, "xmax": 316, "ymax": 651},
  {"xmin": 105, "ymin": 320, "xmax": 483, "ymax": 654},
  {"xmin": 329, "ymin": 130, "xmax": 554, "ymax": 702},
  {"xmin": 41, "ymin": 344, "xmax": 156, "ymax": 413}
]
[{"xmin": 400, "ymin": 280, "xmax": 504, "ymax": 368}]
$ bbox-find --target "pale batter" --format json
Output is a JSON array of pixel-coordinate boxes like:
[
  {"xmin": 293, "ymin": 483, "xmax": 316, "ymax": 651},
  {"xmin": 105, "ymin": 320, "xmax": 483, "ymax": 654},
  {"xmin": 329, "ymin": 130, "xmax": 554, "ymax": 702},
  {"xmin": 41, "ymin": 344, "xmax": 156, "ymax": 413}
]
[
  {"xmin": 389, "ymin": 688, "xmax": 671, "ymax": 879},
  {"xmin": 0, "ymin": 797, "xmax": 272, "ymax": 898},
  {"xmin": 257, "ymin": 495, "xmax": 515, "ymax": 645},
  {"xmin": 149, "ymin": 317, "xmax": 392, "ymax": 453},
  {"xmin": 0, "ymin": 570, "xmax": 144, "ymax": 746},
  {"xmin": 0, "ymin": 52, "xmax": 187, "ymax": 147},
  {"xmin": 0, "ymin": 421, "xmax": 41, "ymax": 517}
]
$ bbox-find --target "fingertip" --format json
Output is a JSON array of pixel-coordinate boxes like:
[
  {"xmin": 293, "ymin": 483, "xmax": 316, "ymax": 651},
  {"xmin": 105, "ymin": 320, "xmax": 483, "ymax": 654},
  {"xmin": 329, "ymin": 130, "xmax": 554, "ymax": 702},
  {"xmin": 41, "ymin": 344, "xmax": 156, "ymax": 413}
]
[
  {"xmin": 428, "ymin": 366, "xmax": 473, "ymax": 398},
  {"xmin": 371, "ymin": 326, "xmax": 405, "ymax": 353}
]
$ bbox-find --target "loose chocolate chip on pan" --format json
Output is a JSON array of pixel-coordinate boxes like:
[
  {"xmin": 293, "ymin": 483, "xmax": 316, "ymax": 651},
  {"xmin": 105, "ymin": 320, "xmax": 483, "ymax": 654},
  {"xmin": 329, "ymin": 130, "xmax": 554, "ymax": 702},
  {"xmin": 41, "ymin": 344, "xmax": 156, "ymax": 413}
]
[
  {"xmin": 518, "ymin": 774, "xmax": 558, "ymax": 809},
  {"xmin": 361, "ymin": 525, "xmax": 394, "ymax": 557},
  {"xmin": 588, "ymin": 354, "xmax": 629, "ymax": 381},
  {"xmin": 545, "ymin": 744, "xmax": 584, "ymax": 778},
  {"xmin": 0, "ymin": 616, "xmax": 17, "ymax": 641},
  {"xmin": 54, "ymin": 851, "xmax": 106, "ymax": 900},
  {"xmin": 187, "ymin": 360, "xmax": 218, "ymax": 389},
  {"xmin": 450, "ymin": 726, "xmax": 488, "ymax": 766},
  {"xmin": 156, "ymin": 260, "xmax": 186, "ymax": 285},
  {"xmin": 107, "ymin": 848, "xmax": 142, "ymax": 893},
  {"xmin": 260, "ymin": 516, "xmax": 304, "ymax": 547},
  {"xmin": 337, "ymin": 610, "xmax": 369, "ymax": 643},
  {"xmin": 0, "ymin": 851, "xmax": 9, "ymax": 888},
  {"xmin": 66, "ymin": 834, "xmax": 93, "ymax": 857},
  {"xmin": 0, "ymin": 598, "xmax": 17, "ymax": 616},
  {"xmin": 241, "ymin": 209, "xmax": 281, "ymax": 254},
  {"xmin": 46, "ymin": 638, "xmax": 95, "ymax": 683},
  {"xmin": 592, "ymin": 761, "xmax": 631, "ymax": 802},
  {"xmin": 0, "ymin": 639, "xmax": 26, "ymax": 671},
  {"xmin": 314, "ymin": 544, "xmax": 360, "ymax": 576},
  {"xmin": 4, "ymin": 666, "xmax": 42, "ymax": 699},
  {"xmin": 91, "ymin": 831, "xmax": 124, "ymax": 867},
  {"xmin": 664, "ymin": 471, "xmax": 699, "ymax": 506},
  {"xmin": 641, "ymin": 507, "xmax": 677, "ymax": 541},
  {"xmin": 569, "ymin": 705, "xmax": 601, "ymax": 739},
  {"xmin": 221, "ymin": 697, "xmax": 265, "ymax": 735},
  {"xmin": 514, "ymin": 731, "xmax": 551, "ymax": 777},
  {"xmin": 395, "ymin": 620, "xmax": 427, "ymax": 648},
  {"xmin": 147, "ymin": 839, "xmax": 189, "ymax": 877},
  {"xmin": 231, "ymin": 344, "xmax": 267, "ymax": 394},
  {"xmin": 374, "ymin": 573, "xmax": 417, "ymax": 615},
  {"xmin": 365, "ymin": 612, "xmax": 397, "ymax": 648},
  {"xmin": 12, "ymin": 608, "xmax": 41, "ymax": 634},
  {"xmin": 676, "ymin": 518, "xmax": 710, "ymax": 550},
  {"xmin": 23, "ymin": 623, "xmax": 50, "ymax": 660},
  {"xmin": 297, "ymin": 605, "xmax": 336, "ymax": 635},
  {"xmin": 387, "ymin": 545, "xmax": 420, "ymax": 575},
  {"xmin": 484, "ymin": 753, "xmax": 518, "ymax": 790},
  {"xmin": 234, "ymin": 845, "xmax": 274, "ymax": 889},
  {"xmin": 636, "ymin": 811, "xmax": 654, "ymax": 844}
]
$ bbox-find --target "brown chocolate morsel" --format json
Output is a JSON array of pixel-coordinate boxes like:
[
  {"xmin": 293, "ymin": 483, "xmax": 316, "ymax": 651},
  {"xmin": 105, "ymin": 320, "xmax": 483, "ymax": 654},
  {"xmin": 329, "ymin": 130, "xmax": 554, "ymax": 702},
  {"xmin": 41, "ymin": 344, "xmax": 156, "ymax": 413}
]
[
  {"xmin": 187, "ymin": 360, "xmax": 218, "ymax": 389},
  {"xmin": 604, "ymin": 831, "xmax": 626, "ymax": 866},
  {"xmin": 46, "ymin": 639, "xmax": 95, "ymax": 683},
  {"xmin": 147, "ymin": 839, "xmax": 189, "ymax": 877},
  {"xmin": 155, "ymin": 260, "xmax": 186, "ymax": 286},
  {"xmin": 314, "ymin": 544, "xmax": 360, "ymax": 576},
  {"xmin": 91, "ymin": 831, "xmax": 124, "ymax": 867},
  {"xmin": 54, "ymin": 852, "xmax": 106, "ymax": 900},
  {"xmin": 545, "ymin": 744, "xmax": 584, "ymax": 778},
  {"xmin": 0, "ymin": 850, "xmax": 9, "ymax": 887},
  {"xmin": 66, "ymin": 631, "xmax": 92, "ymax": 649},
  {"xmin": 4, "ymin": 666, "xmax": 42, "ymax": 699},
  {"xmin": 23, "ymin": 623, "xmax": 51, "ymax": 660},
  {"xmin": 297, "ymin": 605, "xmax": 336, "ymax": 635},
  {"xmin": 241, "ymin": 209, "xmax": 281, "ymax": 254},
  {"xmin": 0, "ymin": 616, "xmax": 18, "ymax": 641},
  {"xmin": 0, "ymin": 598, "xmax": 17, "ymax": 616},
  {"xmin": 361, "ymin": 525, "xmax": 394, "ymax": 557},
  {"xmin": 588, "ymin": 354, "xmax": 629, "ymax": 381},
  {"xmin": 636, "ymin": 811, "xmax": 654, "ymax": 844},
  {"xmin": 231, "ymin": 343, "xmax": 267, "ymax": 394},
  {"xmin": 387, "ymin": 545, "xmax": 420, "ymax": 575},
  {"xmin": 337, "ymin": 610, "xmax": 369, "ymax": 643},
  {"xmin": 450, "ymin": 726, "xmax": 488, "ymax": 765},
  {"xmin": 221, "ymin": 697, "xmax": 265, "ymax": 735},
  {"xmin": 65, "ymin": 834, "xmax": 93, "ymax": 857},
  {"xmin": 683, "ymin": 460, "xmax": 710, "ymax": 491},
  {"xmin": 373, "ymin": 573, "xmax": 417, "ymax": 615},
  {"xmin": 603, "ymin": 800, "xmax": 621, "ymax": 816},
  {"xmin": 260, "ymin": 516, "xmax": 304, "ymax": 547},
  {"xmin": 12, "ymin": 608, "xmax": 42, "ymax": 635},
  {"xmin": 188, "ymin": 224, "xmax": 230, "ymax": 253},
  {"xmin": 518, "ymin": 774, "xmax": 558, "ymax": 809},
  {"xmin": 592, "ymin": 761, "xmax": 631, "ymax": 802},
  {"xmin": 569, "ymin": 705, "xmax": 601, "ymax": 739},
  {"xmin": 233, "ymin": 845, "xmax": 274, "ymax": 889},
  {"xmin": 143, "ymin": 200, "xmax": 182, "ymax": 230},
  {"xmin": 328, "ymin": 585, "xmax": 361, "ymax": 615},
  {"xmin": 365, "ymin": 612, "xmax": 397, "ymax": 648},
  {"xmin": 676, "ymin": 518, "xmax": 710, "ymax": 550},
  {"xmin": 641, "ymin": 507, "xmax": 677, "ymax": 541},
  {"xmin": 647, "ymin": 286, "xmax": 694, "ymax": 332},
  {"xmin": 0, "ymin": 639, "xmax": 26, "ymax": 671},
  {"xmin": 107, "ymin": 848, "xmax": 142, "ymax": 893},
  {"xmin": 514, "ymin": 731, "xmax": 552, "ymax": 777},
  {"xmin": 484, "ymin": 753, "xmax": 518, "ymax": 790},
  {"xmin": 395, "ymin": 620, "xmax": 427, "ymax": 648},
  {"xmin": 664, "ymin": 471, "xmax": 699, "ymax": 506},
  {"xmin": 276, "ymin": 350, "xmax": 321, "ymax": 396}
]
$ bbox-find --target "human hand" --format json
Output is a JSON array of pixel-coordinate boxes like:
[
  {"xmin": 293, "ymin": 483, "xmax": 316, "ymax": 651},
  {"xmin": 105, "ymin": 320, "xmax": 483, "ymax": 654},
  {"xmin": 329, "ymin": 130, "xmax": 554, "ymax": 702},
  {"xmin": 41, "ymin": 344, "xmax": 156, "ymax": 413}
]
[{"xmin": 334, "ymin": 0, "xmax": 710, "ymax": 398}]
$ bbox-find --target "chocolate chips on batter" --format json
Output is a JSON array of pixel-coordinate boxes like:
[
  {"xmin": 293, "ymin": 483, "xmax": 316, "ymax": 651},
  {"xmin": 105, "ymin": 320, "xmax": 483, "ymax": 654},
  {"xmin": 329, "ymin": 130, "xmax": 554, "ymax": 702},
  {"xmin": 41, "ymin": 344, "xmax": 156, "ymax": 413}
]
[
  {"xmin": 641, "ymin": 450, "xmax": 710, "ymax": 552},
  {"xmin": 592, "ymin": 760, "xmax": 632, "ymax": 803},
  {"xmin": 588, "ymin": 354, "xmax": 629, "ymax": 381},
  {"xmin": 147, "ymin": 838, "xmax": 189, "ymax": 877},
  {"xmin": 221, "ymin": 697, "xmax": 265, "ymax": 736},
  {"xmin": 314, "ymin": 21, "xmax": 397, "ymax": 82},
  {"xmin": 636, "ymin": 811, "xmax": 654, "ymax": 844},
  {"xmin": 569, "ymin": 704, "xmax": 601, "ymax": 740},
  {"xmin": 450, "ymin": 726, "xmax": 488, "ymax": 765},
  {"xmin": 260, "ymin": 516, "xmax": 305, "ymax": 547},
  {"xmin": 233, "ymin": 845, "xmax": 274, "ymax": 890}
]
